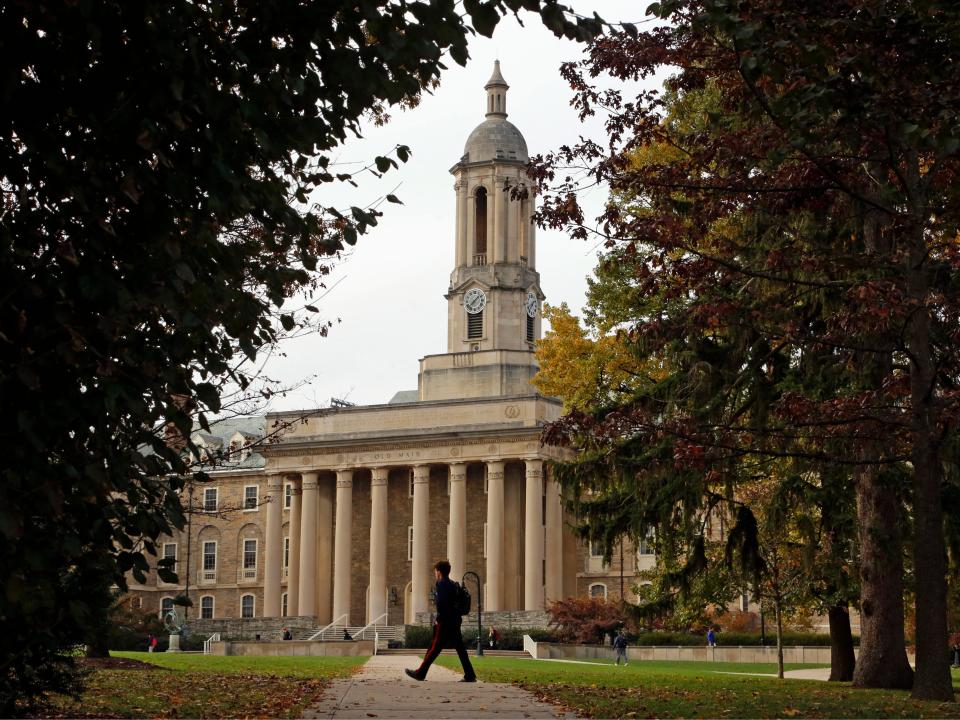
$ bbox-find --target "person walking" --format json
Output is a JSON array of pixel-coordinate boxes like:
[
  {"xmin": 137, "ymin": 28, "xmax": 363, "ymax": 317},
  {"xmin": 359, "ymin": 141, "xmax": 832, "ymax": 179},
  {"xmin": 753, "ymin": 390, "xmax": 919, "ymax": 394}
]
[
  {"xmin": 706, "ymin": 628, "xmax": 717, "ymax": 647},
  {"xmin": 613, "ymin": 630, "xmax": 629, "ymax": 666},
  {"xmin": 405, "ymin": 560, "xmax": 477, "ymax": 682}
]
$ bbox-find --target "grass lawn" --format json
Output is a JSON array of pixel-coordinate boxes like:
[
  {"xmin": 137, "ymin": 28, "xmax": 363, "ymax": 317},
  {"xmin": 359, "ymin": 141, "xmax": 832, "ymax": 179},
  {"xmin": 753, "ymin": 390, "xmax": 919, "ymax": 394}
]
[
  {"xmin": 33, "ymin": 652, "xmax": 366, "ymax": 719},
  {"xmin": 436, "ymin": 656, "xmax": 960, "ymax": 719}
]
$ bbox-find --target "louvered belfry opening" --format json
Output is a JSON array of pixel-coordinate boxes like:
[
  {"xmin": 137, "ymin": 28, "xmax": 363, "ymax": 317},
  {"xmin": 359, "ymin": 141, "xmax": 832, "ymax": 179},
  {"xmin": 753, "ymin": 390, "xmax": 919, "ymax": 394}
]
[
  {"xmin": 526, "ymin": 314, "xmax": 535, "ymax": 343},
  {"xmin": 468, "ymin": 309, "xmax": 483, "ymax": 339}
]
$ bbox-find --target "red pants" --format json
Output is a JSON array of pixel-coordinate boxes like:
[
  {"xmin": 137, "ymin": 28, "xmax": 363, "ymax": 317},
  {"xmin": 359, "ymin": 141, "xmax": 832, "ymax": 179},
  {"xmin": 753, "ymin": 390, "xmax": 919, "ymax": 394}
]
[{"xmin": 416, "ymin": 620, "xmax": 476, "ymax": 679}]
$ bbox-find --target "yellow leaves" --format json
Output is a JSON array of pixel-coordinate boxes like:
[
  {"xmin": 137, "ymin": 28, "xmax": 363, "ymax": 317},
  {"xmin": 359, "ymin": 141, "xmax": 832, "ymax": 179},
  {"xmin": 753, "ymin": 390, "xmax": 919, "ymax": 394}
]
[{"xmin": 533, "ymin": 303, "xmax": 659, "ymax": 412}]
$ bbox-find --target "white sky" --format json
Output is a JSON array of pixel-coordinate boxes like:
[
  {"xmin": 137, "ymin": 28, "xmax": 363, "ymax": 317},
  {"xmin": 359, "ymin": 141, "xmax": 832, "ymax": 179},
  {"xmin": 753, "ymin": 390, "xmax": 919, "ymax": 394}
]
[{"xmin": 262, "ymin": 2, "xmax": 654, "ymax": 411}]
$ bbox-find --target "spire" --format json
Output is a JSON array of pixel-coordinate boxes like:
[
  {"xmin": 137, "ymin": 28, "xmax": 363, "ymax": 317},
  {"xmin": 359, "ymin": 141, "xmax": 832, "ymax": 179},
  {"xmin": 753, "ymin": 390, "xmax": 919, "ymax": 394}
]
[{"xmin": 484, "ymin": 60, "xmax": 509, "ymax": 119}]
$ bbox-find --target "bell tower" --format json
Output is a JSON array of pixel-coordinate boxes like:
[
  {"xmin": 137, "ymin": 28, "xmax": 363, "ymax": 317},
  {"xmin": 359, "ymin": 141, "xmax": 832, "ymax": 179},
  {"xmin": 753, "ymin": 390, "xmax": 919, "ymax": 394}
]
[
  {"xmin": 418, "ymin": 62, "xmax": 544, "ymax": 401},
  {"xmin": 447, "ymin": 60, "xmax": 542, "ymax": 354}
]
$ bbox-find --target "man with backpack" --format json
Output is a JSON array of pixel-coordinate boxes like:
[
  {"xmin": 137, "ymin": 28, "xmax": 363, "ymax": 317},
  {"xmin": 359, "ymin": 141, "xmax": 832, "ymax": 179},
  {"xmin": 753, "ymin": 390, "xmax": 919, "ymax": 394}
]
[{"xmin": 405, "ymin": 560, "xmax": 476, "ymax": 682}]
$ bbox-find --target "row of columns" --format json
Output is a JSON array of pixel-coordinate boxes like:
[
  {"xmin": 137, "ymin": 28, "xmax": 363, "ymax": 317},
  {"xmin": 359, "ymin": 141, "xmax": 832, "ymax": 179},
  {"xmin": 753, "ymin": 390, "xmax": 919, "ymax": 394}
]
[{"xmin": 262, "ymin": 459, "xmax": 564, "ymax": 622}]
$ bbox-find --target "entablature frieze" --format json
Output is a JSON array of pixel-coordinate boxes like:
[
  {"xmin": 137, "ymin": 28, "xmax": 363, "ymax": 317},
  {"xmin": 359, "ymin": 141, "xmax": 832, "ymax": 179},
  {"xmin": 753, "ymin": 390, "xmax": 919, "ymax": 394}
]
[{"xmin": 263, "ymin": 433, "xmax": 570, "ymax": 474}]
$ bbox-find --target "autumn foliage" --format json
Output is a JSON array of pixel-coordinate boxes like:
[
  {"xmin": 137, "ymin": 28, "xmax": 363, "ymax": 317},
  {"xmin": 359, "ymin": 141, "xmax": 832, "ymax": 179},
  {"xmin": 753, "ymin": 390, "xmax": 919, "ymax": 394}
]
[{"xmin": 547, "ymin": 597, "xmax": 626, "ymax": 645}]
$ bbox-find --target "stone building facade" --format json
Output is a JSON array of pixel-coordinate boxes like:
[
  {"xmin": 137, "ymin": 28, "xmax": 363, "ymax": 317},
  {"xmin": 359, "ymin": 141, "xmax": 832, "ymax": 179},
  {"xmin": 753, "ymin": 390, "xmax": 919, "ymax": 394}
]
[{"xmin": 127, "ymin": 64, "xmax": 654, "ymax": 630}]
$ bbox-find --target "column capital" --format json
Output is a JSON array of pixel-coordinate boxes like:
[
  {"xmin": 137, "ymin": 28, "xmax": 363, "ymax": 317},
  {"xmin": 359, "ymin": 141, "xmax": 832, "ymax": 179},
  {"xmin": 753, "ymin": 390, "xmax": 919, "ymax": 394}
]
[
  {"xmin": 485, "ymin": 459, "xmax": 505, "ymax": 480},
  {"xmin": 335, "ymin": 469, "xmax": 353, "ymax": 488},
  {"xmin": 524, "ymin": 458, "xmax": 544, "ymax": 478},
  {"xmin": 371, "ymin": 466, "xmax": 389, "ymax": 486},
  {"xmin": 448, "ymin": 462, "xmax": 467, "ymax": 482},
  {"xmin": 412, "ymin": 464, "xmax": 431, "ymax": 483}
]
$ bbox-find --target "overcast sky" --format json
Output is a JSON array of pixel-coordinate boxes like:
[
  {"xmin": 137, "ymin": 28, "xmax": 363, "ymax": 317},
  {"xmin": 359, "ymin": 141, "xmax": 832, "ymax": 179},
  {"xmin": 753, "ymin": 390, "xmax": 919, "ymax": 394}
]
[{"xmin": 261, "ymin": 2, "xmax": 656, "ymax": 411}]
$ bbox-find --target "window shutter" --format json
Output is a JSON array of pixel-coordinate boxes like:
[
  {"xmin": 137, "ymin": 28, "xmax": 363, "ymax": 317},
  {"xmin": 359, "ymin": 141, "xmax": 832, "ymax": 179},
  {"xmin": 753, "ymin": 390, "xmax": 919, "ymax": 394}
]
[{"xmin": 468, "ymin": 309, "xmax": 483, "ymax": 339}]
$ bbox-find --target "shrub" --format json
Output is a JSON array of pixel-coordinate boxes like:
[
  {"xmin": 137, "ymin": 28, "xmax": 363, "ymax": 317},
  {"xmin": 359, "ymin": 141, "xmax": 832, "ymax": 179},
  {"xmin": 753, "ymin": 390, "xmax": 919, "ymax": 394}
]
[
  {"xmin": 404, "ymin": 625, "xmax": 434, "ymax": 649},
  {"xmin": 547, "ymin": 597, "xmax": 626, "ymax": 644}
]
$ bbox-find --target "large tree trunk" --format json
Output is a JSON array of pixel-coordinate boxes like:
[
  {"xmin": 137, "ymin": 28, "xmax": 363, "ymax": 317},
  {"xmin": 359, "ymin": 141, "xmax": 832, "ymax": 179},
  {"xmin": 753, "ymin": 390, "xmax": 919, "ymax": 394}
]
[
  {"xmin": 905, "ymin": 208, "xmax": 954, "ymax": 701},
  {"xmin": 852, "ymin": 460, "xmax": 914, "ymax": 689},
  {"xmin": 828, "ymin": 602, "xmax": 856, "ymax": 681},
  {"xmin": 774, "ymin": 590, "xmax": 784, "ymax": 679},
  {"xmin": 851, "ymin": 194, "xmax": 913, "ymax": 690}
]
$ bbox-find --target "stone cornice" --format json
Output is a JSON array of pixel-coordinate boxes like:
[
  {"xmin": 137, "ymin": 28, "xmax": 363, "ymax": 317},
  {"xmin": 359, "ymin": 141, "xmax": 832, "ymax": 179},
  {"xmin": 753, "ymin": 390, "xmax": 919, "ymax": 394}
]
[{"xmin": 263, "ymin": 431, "xmax": 552, "ymax": 458}]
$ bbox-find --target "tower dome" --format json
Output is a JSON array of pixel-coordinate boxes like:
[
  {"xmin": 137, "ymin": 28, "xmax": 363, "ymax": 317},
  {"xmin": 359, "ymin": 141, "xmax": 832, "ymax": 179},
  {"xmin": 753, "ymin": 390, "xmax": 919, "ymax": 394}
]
[{"xmin": 462, "ymin": 61, "xmax": 528, "ymax": 163}]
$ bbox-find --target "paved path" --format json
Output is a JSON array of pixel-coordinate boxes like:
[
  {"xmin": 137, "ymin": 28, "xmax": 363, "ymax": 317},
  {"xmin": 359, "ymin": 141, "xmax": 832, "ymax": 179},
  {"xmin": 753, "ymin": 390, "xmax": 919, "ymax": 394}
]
[
  {"xmin": 302, "ymin": 654, "xmax": 576, "ymax": 719},
  {"xmin": 713, "ymin": 668, "xmax": 832, "ymax": 681}
]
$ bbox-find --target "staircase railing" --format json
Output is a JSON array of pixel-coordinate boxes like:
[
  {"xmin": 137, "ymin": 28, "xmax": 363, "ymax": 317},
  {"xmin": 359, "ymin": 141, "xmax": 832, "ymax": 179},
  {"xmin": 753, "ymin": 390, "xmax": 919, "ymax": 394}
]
[
  {"xmin": 203, "ymin": 632, "xmax": 221, "ymax": 655},
  {"xmin": 349, "ymin": 613, "xmax": 388, "ymax": 642},
  {"xmin": 307, "ymin": 613, "xmax": 349, "ymax": 642}
]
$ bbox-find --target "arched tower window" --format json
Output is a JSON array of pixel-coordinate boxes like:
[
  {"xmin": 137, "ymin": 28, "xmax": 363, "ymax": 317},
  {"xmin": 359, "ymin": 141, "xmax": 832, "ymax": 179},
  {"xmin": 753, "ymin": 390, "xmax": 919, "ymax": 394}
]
[{"xmin": 475, "ymin": 187, "xmax": 487, "ymax": 260}]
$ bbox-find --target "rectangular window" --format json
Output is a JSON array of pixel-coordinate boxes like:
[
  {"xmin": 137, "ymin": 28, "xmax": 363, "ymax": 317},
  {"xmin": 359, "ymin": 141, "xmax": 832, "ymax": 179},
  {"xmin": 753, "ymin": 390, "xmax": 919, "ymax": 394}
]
[
  {"xmin": 243, "ymin": 539, "xmax": 257, "ymax": 569},
  {"xmin": 203, "ymin": 487, "xmax": 218, "ymax": 512},
  {"xmin": 526, "ymin": 313, "xmax": 535, "ymax": 343},
  {"xmin": 483, "ymin": 523, "xmax": 488, "ymax": 558},
  {"xmin": 284, "ymin": 483, "xmax": 292, "ymax": 509},
  {"xmin": 283, "ymin": 537, "xmax": 290, "ymax": 569},
  {"xmin": 203, "ymin": 541, "xmax": 217, "ymax": 571},
  {"xmin": 241, "ymin": 595, "xmax": 255, "ymax": 618},
  {"xmin": 161, "ymin": 597, "xmax": 174, "ymax": 618},
  {"xmin": 637, "ymin": 529, "xmax": 655, "ymax": 556},
  {"xmin": 590, "ymin": 540, "xmax": 604, "ymax": 558},
  {"xmin": 407, "ymin": 526, "xmax": 414, "ymax": 561},
  {"xmin": 243, "ymin": 485, "xmax": 258, "ymax": 511},
  {"xmin": 467, "ymin": 310, "xmax": 483, "ymax": 339},
  {"xmin": 163, "ymin": 542, "xmax": 177, "ymax": 572},
  {"xmin": 200, "ymin": 596, "xmax": 214, "ymax": 619},
  {"xmin": 408, "ymin": 469, "xmax": 414, "ymax": 498},
  {"xmin": 282, "ymin": 593, "xmax": 288, "ymax": 618}
]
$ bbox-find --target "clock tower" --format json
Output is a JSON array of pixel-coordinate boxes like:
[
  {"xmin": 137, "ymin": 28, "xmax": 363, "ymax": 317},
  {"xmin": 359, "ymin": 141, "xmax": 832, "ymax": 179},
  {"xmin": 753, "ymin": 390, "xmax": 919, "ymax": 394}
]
[{"xmin": 418, "ymin": 62, "xmax": 544, "ymax": 401}]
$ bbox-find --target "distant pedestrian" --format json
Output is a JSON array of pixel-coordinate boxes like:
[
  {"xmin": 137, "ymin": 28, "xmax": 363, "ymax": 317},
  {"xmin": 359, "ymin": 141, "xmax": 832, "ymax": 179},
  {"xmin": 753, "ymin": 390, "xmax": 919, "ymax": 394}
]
[
  {"xmin": 489, "ymin": 626, "xmax": 500, "ymax": 649},
  {"xmin": 282, "ymin": 627, "xmax": 292, "ymax": 641},
  {"xmin": 952, "ymin": 641, "xmax": 960, "ymax": 668},
  {"xmin": 405, "ymin": 560, "xmax": 476, "ymax": 682},
  {"xmin": 707, "ymin": 628, "xmax": 717, "ymax": 647},
  {"xmin": 148, "ymin": 634, "xmax": 157, "ymax": 653},
  {"xmin": 613, "ymin": 630, "xmax": 629, "ymax": 666}
]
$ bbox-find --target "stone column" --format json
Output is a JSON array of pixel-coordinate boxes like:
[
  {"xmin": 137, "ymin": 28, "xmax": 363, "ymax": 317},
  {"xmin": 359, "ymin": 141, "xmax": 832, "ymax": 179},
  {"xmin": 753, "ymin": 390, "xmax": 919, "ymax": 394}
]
[
  {"xmin": 263, "ymin": 473, "xmax": 284, "ymax": 617},
  {"xmin": 411, "ymin": 464, "xmax": 431, "ymax": 618},
  {"xmin": 288, "ymin": 476, "xmax": 302, "ymax": 616},
  {"xmin": 544, "ymin": 466, "xmax": 563, "ymax": 602},
  {"xmin": 332, "ymin": 469, "xmax": 353, "ymax": 624},
  {"xmin": 368, "ymin": 467, "xmax": 389, "ymax": 623},
  {"xmin": 298, "ymin": 472, "xmax": 320, "ymax": 617},
  {"xmin": 485, "ymin": 460, "xmax": 505, "ymax": 611},
  {"xmin": 447, "ymin": 463, "xmax": 467, "ymax": 580},
  {"xmin": 524, "ymin": 459, "xmax": 545, "ymax": 610},
  {"xmin": 317, "ymin": 477, "xmax": 334, "ymax": 622}
]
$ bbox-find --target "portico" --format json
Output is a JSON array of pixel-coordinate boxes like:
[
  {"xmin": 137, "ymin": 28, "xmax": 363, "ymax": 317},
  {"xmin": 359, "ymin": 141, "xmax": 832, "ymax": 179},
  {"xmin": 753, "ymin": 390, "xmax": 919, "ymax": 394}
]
[{"xmin": 261, "ymin": 394, "xmax": 568, "ymax": 624}]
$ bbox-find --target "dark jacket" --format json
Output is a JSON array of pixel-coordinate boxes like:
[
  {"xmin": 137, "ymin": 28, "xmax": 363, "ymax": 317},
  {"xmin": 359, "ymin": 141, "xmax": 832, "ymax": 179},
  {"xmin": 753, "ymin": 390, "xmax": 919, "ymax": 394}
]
[{"xmin": 434, "ymin": 576, "xmax": 460, "ymax": 624}]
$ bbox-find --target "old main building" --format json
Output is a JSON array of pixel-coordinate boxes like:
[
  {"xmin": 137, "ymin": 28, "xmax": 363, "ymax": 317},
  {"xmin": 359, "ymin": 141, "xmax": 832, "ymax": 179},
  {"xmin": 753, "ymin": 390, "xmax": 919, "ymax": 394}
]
[{"xmin": 130, "ymin": 64, "xmax": 655, "ymax": 635}]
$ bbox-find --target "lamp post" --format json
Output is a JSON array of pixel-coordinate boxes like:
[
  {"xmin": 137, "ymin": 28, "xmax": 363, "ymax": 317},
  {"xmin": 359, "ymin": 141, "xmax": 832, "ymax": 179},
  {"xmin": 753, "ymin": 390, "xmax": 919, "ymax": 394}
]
[{"xmin": 462, "ymin": 571, "xmax": 483, "ymax": 657}]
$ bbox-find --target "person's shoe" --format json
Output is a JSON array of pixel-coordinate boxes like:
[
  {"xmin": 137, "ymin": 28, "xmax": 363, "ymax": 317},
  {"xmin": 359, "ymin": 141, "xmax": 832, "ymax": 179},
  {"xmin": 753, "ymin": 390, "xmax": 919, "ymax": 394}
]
[
  {"xmin": 460, "ymin": 676, "xmax": 477, "ymax": 683},
  {"xmin": 404, "ymin": 669, "xmax": 424, "ymax": 681}
]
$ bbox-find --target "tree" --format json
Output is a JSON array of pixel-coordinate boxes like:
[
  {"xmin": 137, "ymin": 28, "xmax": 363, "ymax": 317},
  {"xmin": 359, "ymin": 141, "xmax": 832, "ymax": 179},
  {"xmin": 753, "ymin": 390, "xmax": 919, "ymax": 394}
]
[
  {"xmin": 547, "ymin": 596, "xmax": 626, "ymax": 644},
  {"xmin": 0, "ymin": 1, "xmax": 605, "ymax": 712},
  {"xmin": 533, "ymin": 1, "xmax": 960, "ymax": 699}
]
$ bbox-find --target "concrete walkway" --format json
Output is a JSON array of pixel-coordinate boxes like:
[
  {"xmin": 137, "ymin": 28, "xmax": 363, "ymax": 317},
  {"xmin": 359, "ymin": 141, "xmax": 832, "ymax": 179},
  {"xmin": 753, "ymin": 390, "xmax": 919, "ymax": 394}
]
[{"xmin": 302, "ymin": 654, "xmax": 575, "ymax": 719}]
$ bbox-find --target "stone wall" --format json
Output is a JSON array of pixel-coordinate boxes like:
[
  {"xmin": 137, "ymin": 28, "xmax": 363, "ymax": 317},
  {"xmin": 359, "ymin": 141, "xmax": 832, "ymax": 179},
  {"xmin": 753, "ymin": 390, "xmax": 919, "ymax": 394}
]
[
  {"xmin": 526, "ymin": 641, "xmax": 854, "ymax": 665},
  {"xmin": 210, "ymin": 639, "xmax": 373, "ymax": 656},
  {"xmin": 187, "ymin": 616, "xmax": 317, "ymax": 641},
  {"xmin": 415, "ymin": 609, "xmax": 549, "ymax": 629}
]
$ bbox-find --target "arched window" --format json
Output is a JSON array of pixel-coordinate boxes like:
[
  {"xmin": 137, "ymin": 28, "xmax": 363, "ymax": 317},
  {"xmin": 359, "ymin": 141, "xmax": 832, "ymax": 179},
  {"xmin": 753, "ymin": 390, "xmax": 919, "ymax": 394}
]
[
  {"xmin": 200, "ymin": 596, "xmax": 214, "ymax": 619},
  {"xmin": 160, "ymin": 597, "xmax": 174, "ymax": 619},
  {"xmin": 590, "ymin": 583, "xmax": 607, "ymax": 600},
  {"xmin": 475, "ymin": 187, "xmax": 487, "ymax": 258},
  {"xmin": 241, "ymin": 594, "xmax": 255, "ymax": 618}
]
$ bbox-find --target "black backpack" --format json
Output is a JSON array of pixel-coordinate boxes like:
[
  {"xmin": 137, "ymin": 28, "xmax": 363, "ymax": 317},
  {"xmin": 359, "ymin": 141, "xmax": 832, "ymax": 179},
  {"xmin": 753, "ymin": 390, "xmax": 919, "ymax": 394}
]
[{"xmin": 454, "ymin": 582, "xmax": 471, "ymax": 615}]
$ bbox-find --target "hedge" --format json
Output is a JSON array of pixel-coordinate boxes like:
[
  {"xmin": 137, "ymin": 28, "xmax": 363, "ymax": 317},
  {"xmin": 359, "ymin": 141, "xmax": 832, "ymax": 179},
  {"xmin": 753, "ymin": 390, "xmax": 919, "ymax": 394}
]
[
  {"xmin": 404, "ymin": 625, "xmax": 556, "ymax": 650},
  {"xmin": 628, "ymin": 631, "xmax": 858, "ymax": 647}
]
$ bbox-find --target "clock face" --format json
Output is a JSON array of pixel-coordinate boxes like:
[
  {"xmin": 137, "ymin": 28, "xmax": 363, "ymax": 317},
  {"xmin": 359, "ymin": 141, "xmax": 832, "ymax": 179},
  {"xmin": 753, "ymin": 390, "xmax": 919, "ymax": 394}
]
[
  {"xmin": 464, "ymin": 288, "xmax": 487, "ymax": 314},
  {"xmin": 525, "ymin": 291, "xmax": 538, "ymax": 318}
]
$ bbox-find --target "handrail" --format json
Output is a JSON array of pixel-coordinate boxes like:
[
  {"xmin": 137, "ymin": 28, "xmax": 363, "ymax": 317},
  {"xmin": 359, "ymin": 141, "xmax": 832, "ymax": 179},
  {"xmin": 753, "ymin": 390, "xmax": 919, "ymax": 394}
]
[
  {"xmin": 349, "ymin": 613, "xmax": 389, "ymax": 641},
  {"xmin": 307, "ymin": 613, "xmax": 348, "ymax": 642},
  {"xmin": 203, "ymin": 632, "xmax": 221, "ymax": 655}
]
